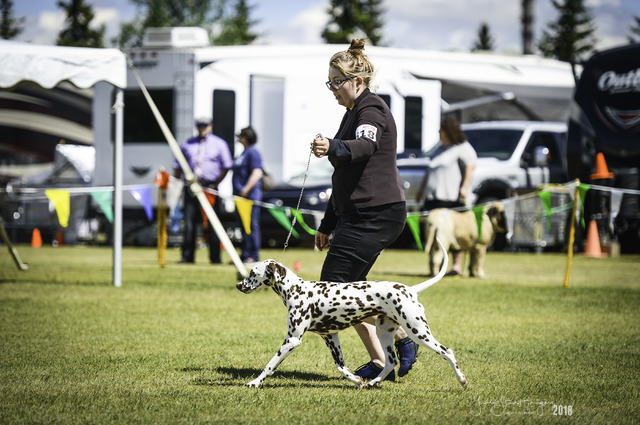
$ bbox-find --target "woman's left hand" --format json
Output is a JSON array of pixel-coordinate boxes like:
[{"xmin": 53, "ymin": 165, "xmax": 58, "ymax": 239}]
[{"xmin": 312, "ymin": 136, "xmax": 329, "ymax": 158}]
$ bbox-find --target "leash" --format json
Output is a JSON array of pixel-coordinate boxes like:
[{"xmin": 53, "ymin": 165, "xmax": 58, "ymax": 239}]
[{"xmin": 283, "ymin": 134, "xmax": 321, "ymax": 252}]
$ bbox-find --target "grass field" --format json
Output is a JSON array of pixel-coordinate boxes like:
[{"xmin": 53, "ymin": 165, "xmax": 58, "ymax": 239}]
[{"xmin": 1, "ymin": 244, "xmax": 639, "ymax": 424}]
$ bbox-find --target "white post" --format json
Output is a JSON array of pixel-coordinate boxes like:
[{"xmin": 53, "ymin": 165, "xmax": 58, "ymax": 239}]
[{"xmin": 113, "ymin": 89, "xmax": 124, "ymax": 287}]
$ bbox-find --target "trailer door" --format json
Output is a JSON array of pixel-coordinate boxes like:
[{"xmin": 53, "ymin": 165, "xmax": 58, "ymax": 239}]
[{"xmin": 249, "ymin": 75, "xmax": 284, "ymax": 183}]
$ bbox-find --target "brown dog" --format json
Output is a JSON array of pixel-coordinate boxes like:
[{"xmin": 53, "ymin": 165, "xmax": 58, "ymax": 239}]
[{"xmin": 424, "ymin": 202, "xmax": 506, "ymax": 278}]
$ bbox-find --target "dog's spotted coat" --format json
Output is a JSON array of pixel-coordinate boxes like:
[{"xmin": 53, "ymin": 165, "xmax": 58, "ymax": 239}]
[{"xmin": 236, "ymin": 239, "xmax": 468, "ymax": 389}]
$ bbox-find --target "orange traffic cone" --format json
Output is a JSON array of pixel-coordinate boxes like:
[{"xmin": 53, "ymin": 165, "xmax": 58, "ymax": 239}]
[
  {"xmin": 31, "ymin": 228, "xmax": 42, "ymax": 248},
  {"xmin": 591, "ymin": 152, "xmax": 614, "ymax": 180},
  {"xmin": 583, "ymin": 220, "xmax": 606, "ymax": 258}
]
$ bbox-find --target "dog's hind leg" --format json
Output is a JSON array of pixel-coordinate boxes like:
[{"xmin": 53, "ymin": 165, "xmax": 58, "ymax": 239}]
[
  {"xmin": 321, "ymin": 333, "xmax": 364, "ymax": 388},
  {"xmin": 246, "ymin": 336, "xmax": 302, "ymax": 388},
  {"xmin": 366, "ymin": 316, "xmax": 399, "ymax": 388},
  {"xmin": 403, "ymin": 318, "xmax": 467, "ymax": 388}
]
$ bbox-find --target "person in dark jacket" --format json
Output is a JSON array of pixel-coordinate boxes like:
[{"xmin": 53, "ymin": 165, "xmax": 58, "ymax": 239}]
[
  {"xmin": 311, "ymin": 39, "xmax": 418, "ymax": 381},
  {"xmin": 232, "ymin": 126, "xmax": 263, "ymax": 264}
]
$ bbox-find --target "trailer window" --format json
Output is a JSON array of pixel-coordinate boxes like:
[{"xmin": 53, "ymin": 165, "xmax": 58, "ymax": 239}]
[
  {"xmin": 119, "ymin": 89, "xmax": 174, "ymax": 144},
  {"xmin": 212, "ymin": 89, "xmax": 236, "ymax": 156},
  {"xmin": 405, "ymin": 96, "xmax": 422, "ymax": 152}
]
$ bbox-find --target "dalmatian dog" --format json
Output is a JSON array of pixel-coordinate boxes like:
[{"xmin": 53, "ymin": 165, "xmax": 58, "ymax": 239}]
[{"xmin": 235, "ymin": 239, "xmax": 467, "ymax": 389}]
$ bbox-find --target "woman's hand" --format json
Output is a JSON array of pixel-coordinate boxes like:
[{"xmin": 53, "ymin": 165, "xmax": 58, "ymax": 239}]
[
  {"xmin": 312, "ymin": 135, "xmax": 329, "ymax": 158},
  {"xmin": 315, "ymin": 231, "xmax": 331, "ymax": 251}
]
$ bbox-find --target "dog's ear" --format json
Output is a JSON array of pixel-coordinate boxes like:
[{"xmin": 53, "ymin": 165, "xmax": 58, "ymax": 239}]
[{"xmin": 265, "ymin": 261, "xmax": 287, "ymax": 281}]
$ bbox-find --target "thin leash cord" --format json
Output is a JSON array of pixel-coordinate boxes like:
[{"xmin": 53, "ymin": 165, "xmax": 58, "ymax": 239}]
[{"xmin": 283, "ymin": 133, "xmax": 321, "ymax": 252}]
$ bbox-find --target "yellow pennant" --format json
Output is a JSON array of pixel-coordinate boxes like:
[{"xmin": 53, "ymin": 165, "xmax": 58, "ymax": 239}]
[
  {"xmin": 45, "ymin": 189, "xmax": 70, "ymax": 228},
  {"xmin": 234, "ymin": 197, "xmax": 254, "ymax": 235}
]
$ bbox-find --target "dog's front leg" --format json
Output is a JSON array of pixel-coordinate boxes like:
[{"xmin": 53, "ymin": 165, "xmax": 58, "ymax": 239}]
[
  {"xmin": 246, "ymin": 336, "xmax": 302, "ymax": 388},
  {"xmin": 321, "ymin": 333, "xmax": 364, "ymax": 388}
]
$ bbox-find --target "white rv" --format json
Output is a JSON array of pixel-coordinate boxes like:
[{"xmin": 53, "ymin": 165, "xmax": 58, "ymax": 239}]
[{"xmin": 93, "ymin": 27, "xmax": 575, "ymax": 218}]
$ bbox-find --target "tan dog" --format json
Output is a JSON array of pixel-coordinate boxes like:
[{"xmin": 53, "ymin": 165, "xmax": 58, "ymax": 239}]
[{"xmin": 424, "ymin": 202, "xmax": 506, "ymax": 278}]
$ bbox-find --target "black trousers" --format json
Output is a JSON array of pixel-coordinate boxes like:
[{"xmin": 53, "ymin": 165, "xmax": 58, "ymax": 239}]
[
  {"xmin": 181, "ymin": 187, "xmax": 221, "ymax": 263},
  {"xmin": 320, "ymin": 202, "xmax": 406, "ymax": 282}
]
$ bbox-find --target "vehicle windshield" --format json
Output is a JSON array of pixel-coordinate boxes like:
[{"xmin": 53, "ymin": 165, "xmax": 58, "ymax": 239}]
[{"xmin": 464, "ymin": 129, "xmax": 523, "ymax": 160}]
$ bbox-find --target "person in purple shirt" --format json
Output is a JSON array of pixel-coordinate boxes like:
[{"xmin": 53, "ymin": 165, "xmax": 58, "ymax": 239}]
[
  {"xmin": 174, "ymin": 117, "xmax": 233, "ymax": 264},
  {"xmin": 232, "ymin": 126, "xmax": 264, "ymax": 264}
]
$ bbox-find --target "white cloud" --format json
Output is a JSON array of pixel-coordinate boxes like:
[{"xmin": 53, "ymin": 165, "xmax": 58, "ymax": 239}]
[{"xmin": 38, "ymin": 11, "xmax": 65, "ymax": 32}]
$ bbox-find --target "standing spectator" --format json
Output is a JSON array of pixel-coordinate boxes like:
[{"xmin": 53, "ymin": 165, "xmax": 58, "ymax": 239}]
[
  {"xmin": 415, "ymin": 118, "xmax": 478, "ymax": 276},
  {"xmin": 174, "ymin": 117, "xmax": 233, "ymax": 264},
  {"xmin": 312, "ymin": 39, "xmax": 419, "ymax": 382},
  {"xmin": 232, "ymin": 126, "xmax": 263, "ymax": 264}
]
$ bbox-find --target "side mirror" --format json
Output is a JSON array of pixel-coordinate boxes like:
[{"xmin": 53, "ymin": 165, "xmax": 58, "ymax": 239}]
[{"xmin": 533, "ymin": 146, "xmax": 550, "ymax": 167}]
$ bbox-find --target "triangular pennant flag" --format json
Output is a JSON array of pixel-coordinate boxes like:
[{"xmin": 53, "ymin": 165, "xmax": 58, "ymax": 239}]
[
  {"xmin": 90, "ymin": 190, "xmax": 113, "ymax": 223},
  {"xmin": 129, "ymin": 186, "xmax": 153, "ymax": 221},
  {"xmin": 537, "ymin": 190, "xmax": 552, "ymax": 231},
  {"xmin": 578, "ymin": 183, "xmax": 590, "ymax": 228},
  {"xmin": 268, "ymin": 207, "xmax": 299, "ymax": 238},
  {"xmin": 166, "ymin": 179, "xmax": 184, "ymax": 214},
  {"xmin": 45, "ymin": 189, "xmax": 70, "ymax": 228},
  {"xmin": 405, "ymin": 214, "xmax": 423, "ymax": 251},
  {"xmin": 472, "ymin": 205, "xmax": 484, "ymax": 244},
  {"xmin": 292, "ymin": 209, "xmax": 317, "ymax": 236},
  {"xmin": 235, "ymin": 197, "xmax": 254, "ymax": 235}
]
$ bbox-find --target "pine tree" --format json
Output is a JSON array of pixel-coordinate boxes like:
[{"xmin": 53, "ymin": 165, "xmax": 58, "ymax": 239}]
[
  {"xmin": 538, "ymin": 0, "xmax": 597, "ymax": 62},
  {"xmin": 213, "ymin": 0, "xmax": 259, "ymax": 45},
  {"xmin": 471, "ymin": 22, "xmax": 495, "ymax": 51},
  {"xmin": 322, "ymin": 0, "xmax": 386, "ymax": 45},
  {"xmin": 0, "ymin": 0, "xmax": 24, "ymax": 40},
  {"xmin": 56, "ymin": 0, "xmax": 105, "ymax": 47},
  {"xmin": 628, "ymin": 16, "xmax": 640, "ymax": 44}
]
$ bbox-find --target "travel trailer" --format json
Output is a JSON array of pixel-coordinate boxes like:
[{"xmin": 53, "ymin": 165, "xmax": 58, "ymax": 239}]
[{"xmin": 93, "ymin": 27, "xmax": 575, "ymax": 218}]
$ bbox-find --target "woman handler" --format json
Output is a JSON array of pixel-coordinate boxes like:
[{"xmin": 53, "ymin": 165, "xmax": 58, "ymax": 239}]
[{"xmin": 312, "ymin": 39, "xmax": 418, "ymax": 381}]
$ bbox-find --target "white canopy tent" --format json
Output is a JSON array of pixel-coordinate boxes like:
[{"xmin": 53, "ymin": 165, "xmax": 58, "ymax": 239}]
[{"xmin": 0, "ymin": 40, "xmax": 127, "ymax": 287}]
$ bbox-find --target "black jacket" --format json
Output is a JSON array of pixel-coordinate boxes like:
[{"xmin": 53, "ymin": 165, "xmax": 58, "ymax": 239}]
[{"xmin": 319, "ymin": 89, "xmax": 405, "ymax": 233}]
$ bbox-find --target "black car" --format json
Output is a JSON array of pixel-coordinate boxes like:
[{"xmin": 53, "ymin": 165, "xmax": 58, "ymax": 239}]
[{"xmin": 260, "ymin": 161, "xmax": 333, "ymax": 248}]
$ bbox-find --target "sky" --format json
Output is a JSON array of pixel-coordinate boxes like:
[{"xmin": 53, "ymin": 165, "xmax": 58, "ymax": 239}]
[{"xmin": 12, "ymin": 0, "xmax": 640, "ymax": 53}]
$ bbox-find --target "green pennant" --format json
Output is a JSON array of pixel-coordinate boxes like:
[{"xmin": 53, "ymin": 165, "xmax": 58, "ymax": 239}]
[
  {"xmin": 405, "ymin": 214, "xmax": 423, "ymax": 251},
  {"xmin": 268, "ymin": 207, "xmax": 299, "ymax": 238},
  {"xmin": 578, "ymin": 183, "xmax": 590, "ymax": 228},
  {"xmin": 292, "ymin": 209, "xmax": 317, "ymax": 236},
  {"xmin": 472, "ymin": 206, "xmax": 484, "ymax": 244},
  {"xmin": 537, "ymin": 190, "xmax": 552, "ymax": 231},
  {"xmin": 90, "ymin": 190, "xmax": 113, "ymax": 224}
]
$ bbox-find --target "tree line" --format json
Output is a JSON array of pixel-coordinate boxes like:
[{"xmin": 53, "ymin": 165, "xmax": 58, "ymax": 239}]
[{"xmin": 1, "ymin": 0, "xmax": 640, "ymax": 63}]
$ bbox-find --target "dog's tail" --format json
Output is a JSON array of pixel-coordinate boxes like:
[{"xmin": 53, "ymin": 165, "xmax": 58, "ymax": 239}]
[{"xmin": 411, "ymin": 237, "xmax": 449, "ymax": 295}]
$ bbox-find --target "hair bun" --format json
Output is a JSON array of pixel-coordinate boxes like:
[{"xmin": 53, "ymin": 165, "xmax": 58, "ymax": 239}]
[{"xmin": 348, "ymin": 38, "xmax": 366, "ymax": 52}]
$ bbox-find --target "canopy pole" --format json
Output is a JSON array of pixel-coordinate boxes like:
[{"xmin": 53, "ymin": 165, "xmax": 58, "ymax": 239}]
[{"xmin": 112, "ymin": 89, "xmax": 124, "ymax": 287}]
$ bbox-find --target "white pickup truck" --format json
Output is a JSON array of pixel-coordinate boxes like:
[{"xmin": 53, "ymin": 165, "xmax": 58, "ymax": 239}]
[{"xmin": 397, "ymin": 120, "xmax": 568, "ymax": 209}]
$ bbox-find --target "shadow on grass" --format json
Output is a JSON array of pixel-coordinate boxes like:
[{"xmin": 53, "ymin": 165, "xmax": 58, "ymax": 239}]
[{"xmin": 179, "ymin": 365, "xmax": 355, "ymax": 388}]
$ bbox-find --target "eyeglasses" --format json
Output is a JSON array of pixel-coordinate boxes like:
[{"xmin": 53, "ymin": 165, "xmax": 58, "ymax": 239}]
[{"xmin": 325, "ymin": 76, "xmax": 356, "ymax": 91}]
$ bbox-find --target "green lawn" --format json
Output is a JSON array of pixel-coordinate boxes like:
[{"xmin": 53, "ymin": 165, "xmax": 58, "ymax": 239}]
[{"xmin": 1, "ymin": 245, "xmax": 639, "ymax": 424}]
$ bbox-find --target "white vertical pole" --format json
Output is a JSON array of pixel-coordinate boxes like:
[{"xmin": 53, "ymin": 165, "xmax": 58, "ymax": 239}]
[{"xmin": 113, "ymin": 88, "xmax": 124, "ymax": 287}]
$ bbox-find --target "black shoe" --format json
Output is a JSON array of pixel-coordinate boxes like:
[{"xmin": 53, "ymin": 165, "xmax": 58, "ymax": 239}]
[
  {"xmin": 395, "ymin": 337, "xmax": 419, "ymax": 377},
  {"xmin": 354, "ymin": 361, "xmax": 395, "ymax": 382},
  {"xmin": 177, "ymin": 259, "xmax": 194, "ymax": 264}
]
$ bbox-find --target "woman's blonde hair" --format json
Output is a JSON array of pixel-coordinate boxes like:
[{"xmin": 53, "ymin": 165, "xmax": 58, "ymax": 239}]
[{"xmin": 329, "ymin": 38, "xmax": 374, "ymax": 88}]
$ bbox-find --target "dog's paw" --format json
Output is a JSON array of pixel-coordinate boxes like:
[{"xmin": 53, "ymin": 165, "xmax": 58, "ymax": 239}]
[
  {"xmin": 460, "ymin": 376, "xmax": 468, "ymax": 389},
  {"xmin": 246, "ymin": 379, "xmax": 263, "ymax": 388}
]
